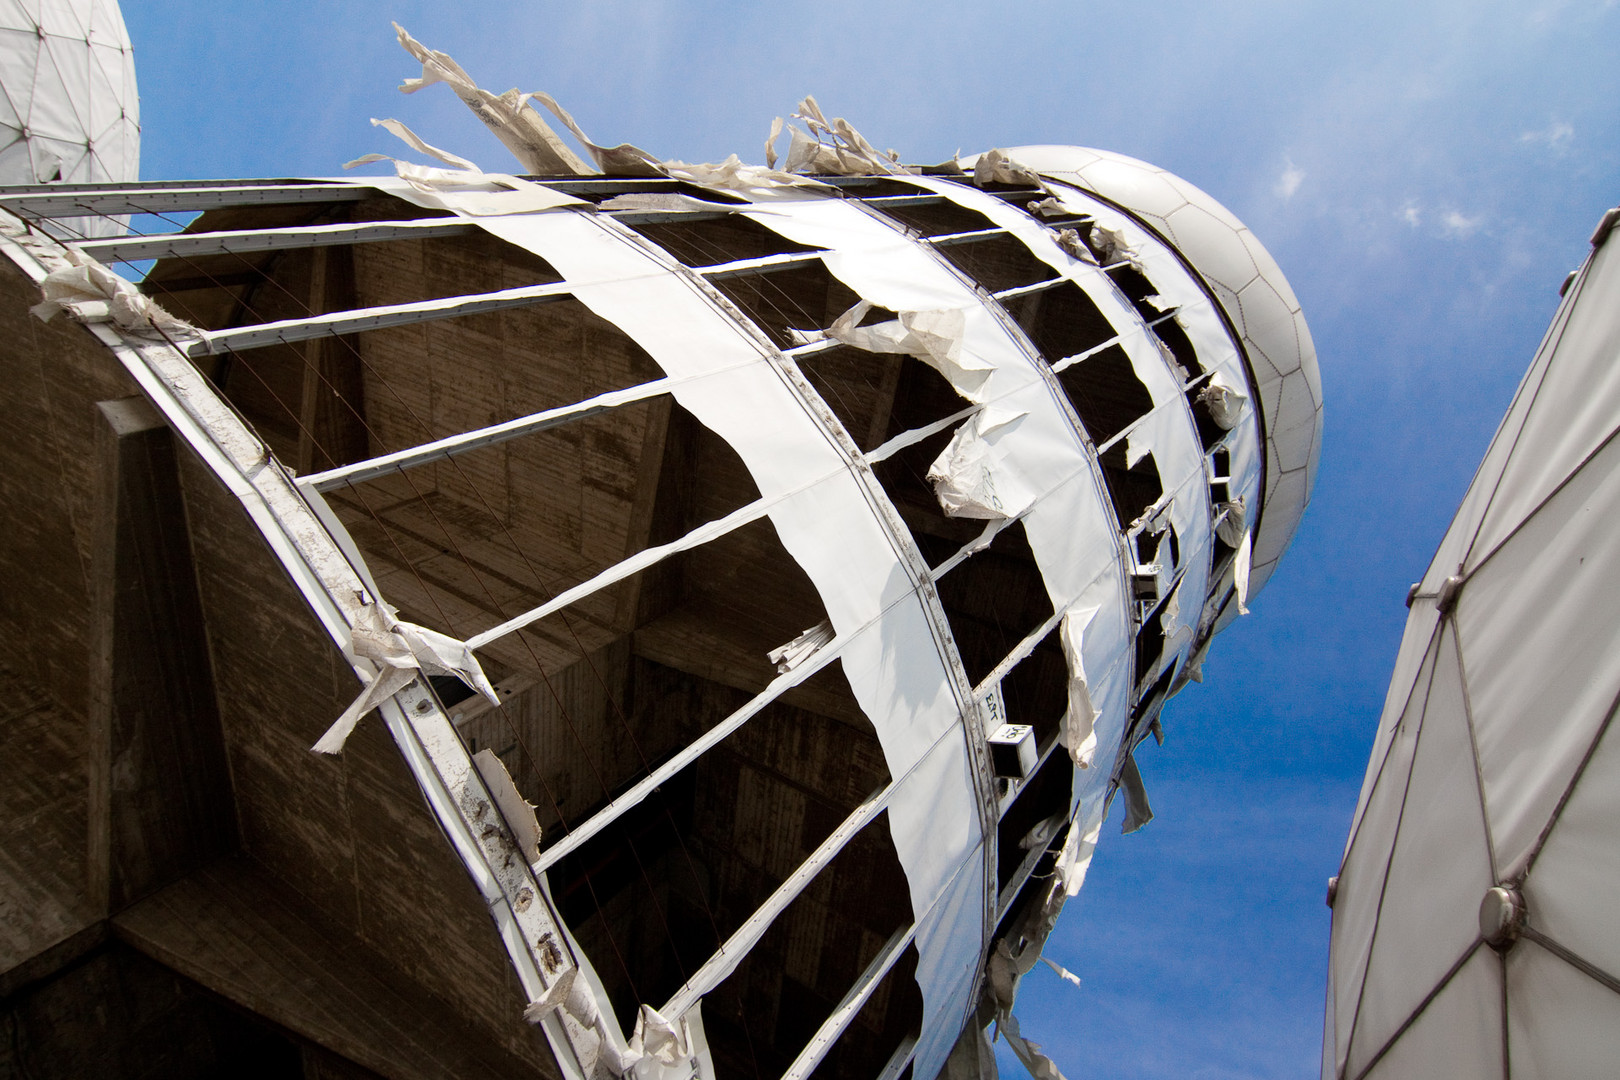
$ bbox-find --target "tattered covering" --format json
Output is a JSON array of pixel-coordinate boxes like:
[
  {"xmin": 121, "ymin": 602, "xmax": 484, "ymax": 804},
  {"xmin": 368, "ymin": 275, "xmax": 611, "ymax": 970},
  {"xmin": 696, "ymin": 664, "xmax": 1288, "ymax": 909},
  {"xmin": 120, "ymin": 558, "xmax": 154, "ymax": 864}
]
[
  {"xmin": 1325, "ymin": 209, "xmax": 1620, "ymax": 1078},
  {"xmin": 9, "ymin": 43, "xmax": 1299, "ymax": 1076},
  {"xmin": 347, "ymin": 144, "xmax": 1264, "ymax": 1076},
  {"xmin": 971, "ymin": 146, "xmax": 1321, "ymax": 601}
]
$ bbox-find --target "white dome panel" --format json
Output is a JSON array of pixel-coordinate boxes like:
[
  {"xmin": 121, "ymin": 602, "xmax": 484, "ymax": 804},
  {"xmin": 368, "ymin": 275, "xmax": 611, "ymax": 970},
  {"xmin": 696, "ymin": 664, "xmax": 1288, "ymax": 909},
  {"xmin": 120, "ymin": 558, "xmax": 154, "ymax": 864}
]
[
  {"xmin": 0, "ymin": 0, "xmax": 137, "ymax": 223},
  {"xmin": 1359, "ymin": 947, "xmax": 1503, "ymax": 1080},
  {"xmin": 1507, "ymin": 940, "xmax": 1620, "ymax": 1079}
]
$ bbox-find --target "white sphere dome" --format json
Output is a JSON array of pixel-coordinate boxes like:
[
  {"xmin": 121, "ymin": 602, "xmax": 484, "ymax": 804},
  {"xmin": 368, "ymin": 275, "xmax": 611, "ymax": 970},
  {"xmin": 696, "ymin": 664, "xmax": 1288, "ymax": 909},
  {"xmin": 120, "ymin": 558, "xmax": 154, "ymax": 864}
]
[{"xmin": 0, "ymin": 0, "xmax": 138, "ymax": 228}]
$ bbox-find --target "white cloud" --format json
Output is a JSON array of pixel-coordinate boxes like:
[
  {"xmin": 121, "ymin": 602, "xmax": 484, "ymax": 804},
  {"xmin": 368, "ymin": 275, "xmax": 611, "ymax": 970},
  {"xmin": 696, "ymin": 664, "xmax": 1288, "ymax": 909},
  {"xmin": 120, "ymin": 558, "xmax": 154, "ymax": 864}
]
[
  {"xmin": 1274, "ymin": 159, "xmax": 1305, "ymax": 200},
  {"xmin": 1440, "ymin": 209, "xmax": 1483, "ymax": 238},
  {"xmin": 1399, "ymin": 201, "xmax": 1422, "ymax": 227},
  {"xmin": 1519, "ymin": 119, "xmax": 1574, "ymax": 153}
]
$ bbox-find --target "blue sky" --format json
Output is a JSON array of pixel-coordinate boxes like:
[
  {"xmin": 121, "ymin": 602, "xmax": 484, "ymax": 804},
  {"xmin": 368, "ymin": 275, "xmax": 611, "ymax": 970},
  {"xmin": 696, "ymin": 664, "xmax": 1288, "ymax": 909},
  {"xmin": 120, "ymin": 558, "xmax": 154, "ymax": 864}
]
[{"xmin": 122, "ymin": 2, "xmax": 1620, "ymax": 1076}]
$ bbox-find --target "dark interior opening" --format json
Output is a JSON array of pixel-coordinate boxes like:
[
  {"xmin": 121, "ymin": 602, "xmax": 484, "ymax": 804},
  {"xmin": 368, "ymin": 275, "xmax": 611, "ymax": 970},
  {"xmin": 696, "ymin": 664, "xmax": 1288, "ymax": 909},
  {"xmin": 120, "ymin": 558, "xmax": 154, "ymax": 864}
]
[
  {"xmin": 996, "ymin": 750, "xmax": 1073, "ymax": 892},
  {"xmin": 1095, "ymin": 445, "xmax": 1164, "ymax": 533},
  {"xmin": 1053, "ymin": 344, "xmax": 1154, "ymax": 447},
  {"xmin": 927, "ymin": 522, "xmax": 1054, "ymax": 689},
  {"xmin": 702, "ymin": 816, "xmax": 916, "ymax": 1080},
  {"xmin": 933, "ymin": 232, "xmax": 1060, "ymax": 295},
  {"xmin": 993, "ymin": 623, "xmax": 1069, "ymax": 750},
  {"xmin": 1001, "ymin": 280, "xmax": 1116, "ymax": 365},
  {"xmin": 806, "ymin": 944, "xmax": 925, "ymax": 1080},
  {"xmin": 627, "ymin": 212, "xmax": 823, "ymax": 268},
  {"xmin": 796, "ymin": 347, "xmax": 963, "ymax": 456},
  {"xmin": 873, "ymin": 197, "xmax": 1001, "ymax": 239},
  {"xmin": 702, "ymin": 260, "xmax": 864, "ymax": 350}
]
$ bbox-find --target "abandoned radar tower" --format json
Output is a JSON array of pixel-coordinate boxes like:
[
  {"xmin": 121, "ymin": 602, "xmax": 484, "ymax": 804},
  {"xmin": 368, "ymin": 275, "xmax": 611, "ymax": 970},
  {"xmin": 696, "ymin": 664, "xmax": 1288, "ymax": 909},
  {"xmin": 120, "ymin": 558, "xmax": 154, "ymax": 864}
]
[{"xmin": 0, "ymin": 26, "xmax": 1320, "ymax": 1080}]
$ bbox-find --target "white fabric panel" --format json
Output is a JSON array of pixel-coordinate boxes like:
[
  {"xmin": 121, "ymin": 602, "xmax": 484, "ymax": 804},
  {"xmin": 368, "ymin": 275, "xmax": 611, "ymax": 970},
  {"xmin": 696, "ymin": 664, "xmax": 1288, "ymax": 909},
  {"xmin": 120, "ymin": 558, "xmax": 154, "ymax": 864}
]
[
  {"xmin": 981, "ymin": 145, "xmax": 1320, "ymax": 597},
  {"xmin": 1455, "ymin": 430, "xmax": 1620, "ymax": 879},
  {"xmin": 912, "ymin": 850, "xmax": 989, "ymax": 1080},
  {"xmin": 394, "ymin": 197, "xmax": 986, "ymax": 1045},
  {"xmin": 1345, "ymin": 628, "xmax": 1493, "ymax": 1078},
  {"xmin": 843, "ymin": 604, "xmax": 980, "ymax": 914},
  {"xmin": 902, "ymin": 177, "xmax": 1220, "ymax": 602},
  {"xmin": 1361, "ymin": 946, "xmax": 1502, "ymax": 1080},
  {"xmin": 0, "ymin": 0, "xmax": 138, "ymax": 234},
  {"xmin": 1344, "ymin": 603, "xmax": 1442, "ymax": 852},
  {"xmin": 736, "ymin": 191, "xmax": 1131, "ymax": 677},
  {"xmin": 1328, "ymin": 637, "xmax": 1439, "ymax": 1075},
  {"xmin": 1507, "ymin": 939, "xmax": 1620, "ymax": 1079},
  {"xmin": 1464, "ymin": 235, "xmax": 1620, "ymax": 565},
  {"xmin": 1520, "ymin": 712, "xmax": 1620, "ymax": 985}
]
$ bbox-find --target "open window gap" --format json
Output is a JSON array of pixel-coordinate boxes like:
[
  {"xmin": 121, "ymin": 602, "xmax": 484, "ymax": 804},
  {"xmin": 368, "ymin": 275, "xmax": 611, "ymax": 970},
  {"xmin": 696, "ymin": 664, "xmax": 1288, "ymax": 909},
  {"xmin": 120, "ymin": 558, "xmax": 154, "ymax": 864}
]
[
  {"xmin": 923, "ymin": 520, "xmax": 1056, "ymax": 689},
  {"xmin": 1054, "ymin": 343, "xmax": 1155, "ymax": 447},
  {"xmin": 979, "ymin": 620, "xmax": 1068, "ymax": 754},
  {"xmin": 929, "ymin": 229, "xmax": 1062, "ymax": 295},
  {"xmin": 874, "ymin": 197, "xmax": 1002, "ymax": 239},
  {"xmin": 553, "ymin": 685, "xmax": 893, "ymax": 1042},
  {"xmin": 870, "ymin": 425, "xmax": 984, "ymax": 550},
  {"xmin": 699, "ymin": 817, "xmax": 916, "ymax": 1080},
  {"xmin": 1096, "ymin": 445, "xmax": 1164, "ymax": 534},
  {"xmin": 995, "ymin": 749, "xmax": 1073, "ymax": 892},
  {"xmin": 146, "ymin": 197, "xmax": 548, "ymax": 332},
  {"xmin": 797, "ymin": 347, "xmax": 962, "ymax": 455},
  {"xmin": 627, "ymin": 212, "xmax": 824, "ymax": 268},
  {"xmin": 217, "ymin": 287, "xmax": 665, "ymax": 474},
  {"xmin": 1001, "ymin": 279, "xmax": 1118, "ymax": 366},
  {"xmin": 805, "ymin": 945, "xmax": 924, "ymax": 1080},
  {"xmin": 703, "ymin": 259, "xmax": 865, "ymax": 350}
]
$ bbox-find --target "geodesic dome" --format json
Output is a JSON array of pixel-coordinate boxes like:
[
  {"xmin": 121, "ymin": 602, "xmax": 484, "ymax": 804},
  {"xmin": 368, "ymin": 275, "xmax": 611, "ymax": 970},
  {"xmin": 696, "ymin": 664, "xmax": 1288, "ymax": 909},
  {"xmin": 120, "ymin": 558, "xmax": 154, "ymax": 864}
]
[
  {"xmin": 0, "ymin": 0, "xmax": 137, "ymax": 232},
  {"xmin": 1324, "ymin": 206, "xmax": 1620, "ymax": 1078}
]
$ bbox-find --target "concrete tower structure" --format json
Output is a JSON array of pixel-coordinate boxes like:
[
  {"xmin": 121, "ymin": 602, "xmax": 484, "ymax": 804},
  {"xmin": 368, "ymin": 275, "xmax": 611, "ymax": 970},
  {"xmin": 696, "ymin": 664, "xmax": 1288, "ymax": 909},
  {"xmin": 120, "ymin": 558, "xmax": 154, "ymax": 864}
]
[{"xmin": 0, "ymin": 48, "xmax": 1318, "ymax": 1080}]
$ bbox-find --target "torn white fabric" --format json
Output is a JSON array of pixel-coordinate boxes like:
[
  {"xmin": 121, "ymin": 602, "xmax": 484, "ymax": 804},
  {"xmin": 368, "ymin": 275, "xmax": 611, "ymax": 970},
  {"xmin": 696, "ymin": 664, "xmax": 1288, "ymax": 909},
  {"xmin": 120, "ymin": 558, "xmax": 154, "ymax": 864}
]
[
  {"xmin": 1039, "ymin": 956, "xmax": 1082, "ymax": 988},
  {"xmin": 1235, "ymin": 529, "xmax": 1253, "ymax": 616},
  {"xmin": 473, "ymin": 748, "xmax": 543, "ymax": 863},
  {"xmin": 944, "ymin": 1023, "xmax": 1000, "ymax": 1080},
  {"xmin": 522, "ymin": 90, "xmax": 665, "ymax": 177},
  {"xmin": 392, "ymin": 23, "xmax": 594, "ymax": 175},
  {"xmin": 32, "ymin": 247, "xmax": 196, "ymax": 338},
  {"xmin": 626, "ymin": 1004, "xmax": 714, "ymax": 1080},
  {"xmin": 314, "ymin": 601, "xmax": 499, "ymax": 754},
  {"xmin": 972, "ymin": 149, "xmax": 1043, "ymax": 189},
  {"xmin": 824, "ymin": 300, "xmax": 994, "ymax": 401},
  {"xmin": 347, "ymin": 159, "xmax": 585, "ymax": 216},
  {"xmin": 598, "ymin": 192, "xmax": 749, "ymax": 216},
  {"xmin": 1019, "ymin": 810, "xmax": 1068, "ymax": 852},
  {"xmin": 367, "ymin": 116, "xmax": 478, "ymax": 171},
  {"xmin": 767, "ymin": 619, "xmax": 836, "ymax": 673},
  {"xmin": 1118, "ymin": 752, "xmax": 1154, "ymax": 834},
  {"xmin": 1214, "ymin": 497, "xmax": 1247, "ymax": 549},
  {"xmin": 927, "ymin": 407, "xmax": 1030, "ymax": 519},
  {"xmin": 1055, "ymin": 815, "xmax": 1102, "ymax": 897},
  {"xmin": 1088, "ymin": 222, "xmax": 1136, "ymax": 268},
  {"xmin": 663, "ymin": 154, "xmax": 831, "ymax": 196},
  {"xmin": 1058, "ymin": 608, "xmax": 1100, "ymax": 769},
  {"xmin": 1197, "ymin": 370, "xmax": 1248, "ymax": 430},
  {"xmin": 1053, "ymin": 228, "xmax": 1097, "ymax": 265},
  {"xmin": 1028, "ymin": 197, "xmax": 1068, "ymax": 218},
  {"xmin": 1125, "ymin": 425, "xmax": 1152, "ymax": 469},
  {"xmin": 773, "ymin": 96, "xmax": 910, "ymax": 177},
  {"xmin": 996, "ymin": 1012, "xmax": 1068, "ymax": 1080}
]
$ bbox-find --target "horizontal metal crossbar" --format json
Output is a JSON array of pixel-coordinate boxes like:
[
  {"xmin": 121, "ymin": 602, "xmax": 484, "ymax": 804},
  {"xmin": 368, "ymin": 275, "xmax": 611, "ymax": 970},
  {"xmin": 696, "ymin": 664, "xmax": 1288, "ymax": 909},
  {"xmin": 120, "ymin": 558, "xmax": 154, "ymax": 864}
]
[
  {"xmin": 0, "ymin": 183, "xmax": 373, "ymax": 217},
  {"xmin": 79, "ymin": 218, "xmax": 478, "ymax": 262},
  {"xmin": 186, "ymin": 279, "xmax": 576, "ymax": 357}
]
